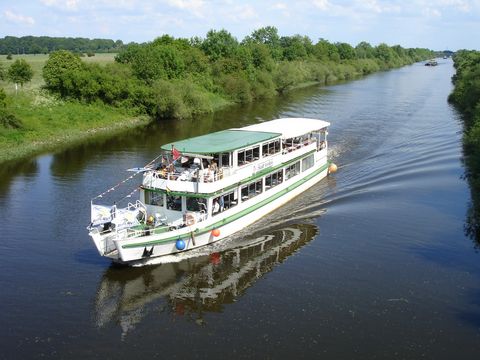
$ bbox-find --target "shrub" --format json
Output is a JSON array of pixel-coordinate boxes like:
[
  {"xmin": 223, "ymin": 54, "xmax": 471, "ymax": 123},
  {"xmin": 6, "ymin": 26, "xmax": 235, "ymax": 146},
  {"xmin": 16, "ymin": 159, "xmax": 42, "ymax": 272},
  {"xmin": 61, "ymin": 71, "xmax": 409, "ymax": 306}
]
[{"xmin": 218, "ymin": 74, "xmax": 252, "ymax": 103}]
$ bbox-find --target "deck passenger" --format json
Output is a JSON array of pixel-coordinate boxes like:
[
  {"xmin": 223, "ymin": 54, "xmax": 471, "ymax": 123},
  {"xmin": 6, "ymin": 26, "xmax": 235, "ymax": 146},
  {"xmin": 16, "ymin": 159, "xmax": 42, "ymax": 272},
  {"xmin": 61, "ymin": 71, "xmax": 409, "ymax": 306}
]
[{"xmin": 213, "ymin": 199, "xmax": 220, "ymax": 214}]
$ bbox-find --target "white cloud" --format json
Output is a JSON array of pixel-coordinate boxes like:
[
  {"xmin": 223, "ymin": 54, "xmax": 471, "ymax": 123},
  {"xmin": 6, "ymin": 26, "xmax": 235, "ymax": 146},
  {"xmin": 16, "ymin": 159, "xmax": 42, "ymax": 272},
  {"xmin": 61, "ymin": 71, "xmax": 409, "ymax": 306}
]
[
  {"xmin": 40, "ymin": 0, "xmax": 80, "ymax": 11},
  {"xmin": 166, "ymin": 0, "xmax": 206, "ymax": 17},
  {"xmin": 272, "ymin": 2, "xmax": 287, "ymax": 10},
  {"xmin": 423, "ymin": 7, "xmax": 442, "ymax": 17},
  {"xmin": 438, "ymin": 0, "xmax": 471, "ymax": 12},
  {"xmin": 312, "ymin": 0, "xmax": 331, "ymax": 11},
  {"xmin": 3, "ymin": 10, "xmax": 35, "ymax": 25}
]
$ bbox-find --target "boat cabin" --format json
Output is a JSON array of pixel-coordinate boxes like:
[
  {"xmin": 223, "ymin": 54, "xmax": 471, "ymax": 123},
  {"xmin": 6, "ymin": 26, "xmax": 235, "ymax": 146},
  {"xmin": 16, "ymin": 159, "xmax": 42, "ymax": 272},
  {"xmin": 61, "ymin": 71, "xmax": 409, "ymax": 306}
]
[{"xmin": 139, "ymin": 118, "xmax": 329, "ymax": 229}]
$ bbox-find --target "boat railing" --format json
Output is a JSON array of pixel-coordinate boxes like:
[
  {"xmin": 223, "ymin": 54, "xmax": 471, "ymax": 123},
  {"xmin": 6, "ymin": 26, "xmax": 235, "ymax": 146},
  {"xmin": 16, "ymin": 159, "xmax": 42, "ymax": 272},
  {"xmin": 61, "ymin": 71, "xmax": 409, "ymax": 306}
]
[
  {"xmin": 144, "ymin": 166, "xmax": 227, "ymax": 184},
  {"xmin": 142, "ymin": 141, "xmax": 318, "ymax": 189}
]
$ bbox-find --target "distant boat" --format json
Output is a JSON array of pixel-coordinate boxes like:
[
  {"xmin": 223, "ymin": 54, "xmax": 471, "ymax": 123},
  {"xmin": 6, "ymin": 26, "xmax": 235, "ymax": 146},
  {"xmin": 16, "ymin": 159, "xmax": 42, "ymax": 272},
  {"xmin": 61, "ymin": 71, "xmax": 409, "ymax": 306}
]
[
  {"xmin": 443, "ymin": 55, "xmax": 448, "ymax": 59},
  {"xmin": 425, "ymin": 59, "xmax": 438, "ymax": 66}
]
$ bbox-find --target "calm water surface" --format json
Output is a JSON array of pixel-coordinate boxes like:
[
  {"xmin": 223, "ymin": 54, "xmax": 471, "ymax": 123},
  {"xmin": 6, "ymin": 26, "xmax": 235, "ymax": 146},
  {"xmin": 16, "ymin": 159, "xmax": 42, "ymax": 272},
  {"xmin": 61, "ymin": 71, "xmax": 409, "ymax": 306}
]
[{"xmin": 1, "ymin": 59, "xmax": 479, "ymax": 359}]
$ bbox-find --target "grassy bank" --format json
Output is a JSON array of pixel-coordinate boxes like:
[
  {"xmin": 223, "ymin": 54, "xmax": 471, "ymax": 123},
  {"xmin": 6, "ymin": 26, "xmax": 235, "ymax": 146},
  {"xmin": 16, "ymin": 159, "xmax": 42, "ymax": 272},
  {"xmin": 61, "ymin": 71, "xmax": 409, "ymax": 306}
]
[
  {"xmin": 0, "ymin": 91, "xmax": 150, "ymax": 163},
  {"xmin": 0, "ymin": 53, "xmax": 152, "ymax": 163}
]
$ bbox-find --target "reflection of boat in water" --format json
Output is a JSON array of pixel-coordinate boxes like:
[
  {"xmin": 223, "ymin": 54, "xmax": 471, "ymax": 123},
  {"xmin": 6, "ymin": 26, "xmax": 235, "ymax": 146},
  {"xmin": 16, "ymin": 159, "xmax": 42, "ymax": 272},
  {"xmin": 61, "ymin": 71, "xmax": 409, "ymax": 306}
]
[{"xmin": 94, "ymin": 223, "xmax": 318, "ymax": 338}]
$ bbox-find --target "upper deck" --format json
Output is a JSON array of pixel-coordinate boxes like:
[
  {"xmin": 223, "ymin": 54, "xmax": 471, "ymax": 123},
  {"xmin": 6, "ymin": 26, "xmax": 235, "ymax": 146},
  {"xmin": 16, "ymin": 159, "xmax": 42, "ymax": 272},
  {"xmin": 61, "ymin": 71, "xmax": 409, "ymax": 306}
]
[{"xmin": 142, "ymin": 118, "xmax": 330, "ymax": 195}]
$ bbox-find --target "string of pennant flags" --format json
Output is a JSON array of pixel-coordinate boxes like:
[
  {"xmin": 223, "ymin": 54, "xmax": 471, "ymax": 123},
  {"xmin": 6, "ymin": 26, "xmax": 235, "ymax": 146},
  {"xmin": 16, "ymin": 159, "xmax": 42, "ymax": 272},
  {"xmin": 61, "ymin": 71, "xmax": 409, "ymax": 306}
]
[
  {"xmin": 91, "ymin": 149, "xmax": 178, "ymax": 202},
  {"xmin": 91, "ymin": 172, "xmax": 141, "ymax": 201}
]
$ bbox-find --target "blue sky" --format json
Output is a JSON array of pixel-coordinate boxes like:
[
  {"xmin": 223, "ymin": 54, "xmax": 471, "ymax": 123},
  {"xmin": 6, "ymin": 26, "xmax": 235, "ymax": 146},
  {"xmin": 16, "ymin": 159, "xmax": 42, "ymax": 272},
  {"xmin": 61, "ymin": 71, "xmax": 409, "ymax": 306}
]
[{"xmin": 1, "ymin": 0, "xmax": 478, "ymax": 50}]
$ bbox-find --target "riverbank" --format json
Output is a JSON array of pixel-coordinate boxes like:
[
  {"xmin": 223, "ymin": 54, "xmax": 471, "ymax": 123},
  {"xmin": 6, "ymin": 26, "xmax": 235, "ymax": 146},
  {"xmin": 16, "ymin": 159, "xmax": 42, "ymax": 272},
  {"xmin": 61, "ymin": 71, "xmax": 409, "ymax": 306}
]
[
  {"xmin": 449, "ymin": 50, "xmax": 480, "ymax": 244},
  {"xmin": 0, "ymin": 88, "xmax": 151, "ymax": 164},
  {"xmin": 0, "ymin": 50, "xmax": 430, "ymax": 164}
]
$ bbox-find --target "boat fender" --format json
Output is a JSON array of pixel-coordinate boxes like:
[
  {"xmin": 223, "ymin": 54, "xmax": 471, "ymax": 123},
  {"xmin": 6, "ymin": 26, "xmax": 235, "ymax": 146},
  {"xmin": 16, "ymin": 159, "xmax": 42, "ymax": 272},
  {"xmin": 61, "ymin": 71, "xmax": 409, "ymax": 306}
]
[
  {"xmin": 328, "ymin": 163, "xmax": 338, "ymax": 174},
  {"xmin": 211, "ymin": 229, "xmax": 220, "ymax": 237},
  {"xmin": 176, "ymin": 239, "xmax": 186, "ymax": 250}
]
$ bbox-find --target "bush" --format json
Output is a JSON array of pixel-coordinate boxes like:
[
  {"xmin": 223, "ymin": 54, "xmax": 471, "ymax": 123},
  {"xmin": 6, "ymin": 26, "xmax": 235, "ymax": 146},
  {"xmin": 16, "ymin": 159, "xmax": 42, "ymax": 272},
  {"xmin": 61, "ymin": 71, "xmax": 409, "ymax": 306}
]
[
  {"xmin": 218, "ymin": 74, "xmax": 252, "ymax": 103},
  {"xmin": 273, "ymin": 61, "xmax": 304, "ymax": 92},
  {"xmin": 250, "ymin": 70, "xmax": 276, "ymax": 99},
  {"xmin": 0, "ymin": 110, "xmax": 23, "ymax": 129}
]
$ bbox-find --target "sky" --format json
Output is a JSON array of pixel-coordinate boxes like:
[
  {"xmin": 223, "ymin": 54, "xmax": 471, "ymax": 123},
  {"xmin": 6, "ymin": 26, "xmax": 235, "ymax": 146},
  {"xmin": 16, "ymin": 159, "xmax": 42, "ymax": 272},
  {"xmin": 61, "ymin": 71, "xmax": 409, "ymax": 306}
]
[{"xmin": 0, "ymin": 0, "xmax": 479, "ymax": 51}]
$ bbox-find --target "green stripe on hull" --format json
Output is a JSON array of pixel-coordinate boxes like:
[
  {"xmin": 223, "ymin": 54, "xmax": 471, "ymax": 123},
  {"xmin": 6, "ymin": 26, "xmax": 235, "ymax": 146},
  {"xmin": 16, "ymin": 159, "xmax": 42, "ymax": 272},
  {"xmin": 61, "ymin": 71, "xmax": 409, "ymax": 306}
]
[{"xmin": 122, "ymin": 162, "xmax": 329, "ymax": 249}]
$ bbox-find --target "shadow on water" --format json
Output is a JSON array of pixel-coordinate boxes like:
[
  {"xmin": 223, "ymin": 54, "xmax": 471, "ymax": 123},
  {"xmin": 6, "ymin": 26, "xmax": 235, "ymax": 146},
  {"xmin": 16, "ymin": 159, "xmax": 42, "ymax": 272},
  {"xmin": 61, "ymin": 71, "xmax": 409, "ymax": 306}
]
[
  {"xmin": 93, "ymin": 223, "xmax": 318, "ymax": 339},
  {"xmin": 0, "ymin": 158, "xmax": 38, "ymax": 196},
  {"xmin": 456, "ymin": 287, "xmax": 480, "ymax": 329}
]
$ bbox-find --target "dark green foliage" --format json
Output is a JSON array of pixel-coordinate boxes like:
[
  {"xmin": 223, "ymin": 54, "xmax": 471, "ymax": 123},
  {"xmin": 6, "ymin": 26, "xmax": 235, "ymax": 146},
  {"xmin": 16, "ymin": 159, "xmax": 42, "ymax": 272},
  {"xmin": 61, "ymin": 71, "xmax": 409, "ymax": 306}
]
[
  {"xmin": 336, "ymin": 43, "xmax": 356, "ymax": 60},
  {"xmin": 218, "ymin": 74, "xmax": 252, "ymax": 103},
  {"xmin": 0, "ymin": 88, "xmax": 23, "ymax": 128},
  {"xmin": 0, "ymin": 62, "xmax": 5, "ymax": 80},
  {"xmin": 201, "ymin": 29, "xmax": 239, "ymax": 61},
  {"xmin": 43, "ymin": 50, "xmax": 84, "ymax": 95},
  {"xmin": 6, "ymin": 53, "xmax": 12, "ymax": 60},
  {"xmin": 7, "ymin": 59, "xmax": 34, "ymax": 87},
  {"xmin": 449, "ymin": 50, "xmax": 480, "ymax": 121},
  {"xmin": 449, "ymin": 50, "xmax": 480, "ymax": 244},
  {"xmin": 42, "ymin": 29, "xmax": 434, "ymax": 120},
  {"xmin": 0, "ymin": 36, "xmax": 123, "ymax": 54}
]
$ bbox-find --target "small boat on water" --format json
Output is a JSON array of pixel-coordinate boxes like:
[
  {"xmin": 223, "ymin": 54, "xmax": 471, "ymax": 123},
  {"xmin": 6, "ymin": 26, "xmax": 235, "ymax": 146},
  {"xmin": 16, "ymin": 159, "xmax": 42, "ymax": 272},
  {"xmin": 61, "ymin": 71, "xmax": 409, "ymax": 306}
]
[
  {"xmin": 425, "ymin": 59, "xmax": 438, "ymax": 66},
  {"xmin": 87, "ymin": 118, "xmax": 334, "ymax": 265}
]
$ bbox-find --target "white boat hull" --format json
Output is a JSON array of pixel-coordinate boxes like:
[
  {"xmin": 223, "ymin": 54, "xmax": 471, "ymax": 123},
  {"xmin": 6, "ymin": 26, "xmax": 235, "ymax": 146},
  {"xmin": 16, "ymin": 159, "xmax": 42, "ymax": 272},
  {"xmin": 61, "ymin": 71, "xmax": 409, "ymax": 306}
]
[{"xmin": 90, "ymin": 162, "xmax": 329, "ymax": 265}]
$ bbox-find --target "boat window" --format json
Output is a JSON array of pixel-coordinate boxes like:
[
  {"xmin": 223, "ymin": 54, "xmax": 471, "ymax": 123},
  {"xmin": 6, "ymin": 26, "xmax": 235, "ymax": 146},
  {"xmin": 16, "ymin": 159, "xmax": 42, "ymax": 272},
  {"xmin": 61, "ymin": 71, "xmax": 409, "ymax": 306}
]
[
  {"xmin": 144, "ymin": 190, "xmax": 164, "ymax": 207},
  {"xmin": 237, "ymin": 146, "xmax": 260, "ymax": 166},
  {"xmin": 285, "ymin": 161, "xmax": 301, "ymax": 180},
  {"xmin": 187, "ymin": 197, "xmax": 206, "ymax": 212},
  {"xmin": 220, "ymin": 153, "xmax": 230, "ymax": 167},
  {"xmin": 212, "ymin": 191, "xmax": 237, "ymax": 216},
  {"xmin": 301, "ymin": 154, "xmax": 314, "ymax": 172},
  {"xmin": 262, "ymin": 139, "xmax": 281, "ymax": 157},
  {"xmin": 238, "ymin": 151, "xmax": 245, "ymax": 166},
  {"xmin": 241, "ymin": 179, "xmax": 263, "ymax": 202},
  {"xmin": 265, "ymin": 170, "xmax": 283, "ymax": 190},
  {"xmin": 166, "ymin": 195, "xmax": 182, "ymax": 211}
]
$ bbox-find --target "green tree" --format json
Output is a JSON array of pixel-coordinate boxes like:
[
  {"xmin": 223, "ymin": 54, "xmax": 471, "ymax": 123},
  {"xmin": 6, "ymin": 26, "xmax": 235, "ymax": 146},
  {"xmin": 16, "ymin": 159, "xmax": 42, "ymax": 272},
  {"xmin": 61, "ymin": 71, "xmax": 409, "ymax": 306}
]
[
  {"xmin": 201, "ymin": 29, "xmax": 238, "ymax": 61},
  {"xmin": 7, "ymin": 59, "xmax": 34, "ymax": 90},
  {"xmin": 43, "ymin": 50, "xmax": 84, "ymax": 95},
  {"xmin": 280, "ymin": 35, "xmax": 309, "ymax": 61},
  {"xmin": 355, "ymin": 41, "xmax": 374, "ymax": 59},
  {"xmin": 314, "ymin": 39, "xmax": 340, "ymax": 62},
  {"xmin": 130, "ymin": 44, "xmax": 186, "ymax": 83},
  {"xmin": 336, "ymin": 42, "xmax": 356, "ymax": 60},
  {"xmin": 245, "ymin": 26, "xmax": 282, "ymax": 60}
]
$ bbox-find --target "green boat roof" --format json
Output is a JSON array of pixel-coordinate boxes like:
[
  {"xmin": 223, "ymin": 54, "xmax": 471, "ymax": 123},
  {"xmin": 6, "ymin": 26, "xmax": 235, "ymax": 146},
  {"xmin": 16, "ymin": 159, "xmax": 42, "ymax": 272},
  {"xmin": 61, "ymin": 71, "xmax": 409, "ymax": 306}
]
[{"xmin": 161, "ymin": 130, "xmax": 281, "ymax": 154}]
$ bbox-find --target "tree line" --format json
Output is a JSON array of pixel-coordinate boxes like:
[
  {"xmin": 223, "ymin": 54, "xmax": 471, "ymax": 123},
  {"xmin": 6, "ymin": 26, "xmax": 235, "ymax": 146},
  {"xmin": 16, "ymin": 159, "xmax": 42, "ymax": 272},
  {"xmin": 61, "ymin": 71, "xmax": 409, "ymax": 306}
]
[
  {"xmin": 38, "ymin": 27, "xmax": 433, "ymax": 120},
  {"xmin": 0, "ymin": 36, "xmax": 123, "ymax": 55},
  {"xmin": 449, "ymin": 50, "xmax": 480, "ymax": 244}
]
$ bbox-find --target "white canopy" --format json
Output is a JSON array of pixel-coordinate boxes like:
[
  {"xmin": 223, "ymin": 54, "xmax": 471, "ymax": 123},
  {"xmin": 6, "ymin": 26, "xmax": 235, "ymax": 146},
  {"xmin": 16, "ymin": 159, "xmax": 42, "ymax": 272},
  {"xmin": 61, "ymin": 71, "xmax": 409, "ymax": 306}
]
[{"xmin": 241, "ymin": 118, "xmax": 330, "ymax": 139}]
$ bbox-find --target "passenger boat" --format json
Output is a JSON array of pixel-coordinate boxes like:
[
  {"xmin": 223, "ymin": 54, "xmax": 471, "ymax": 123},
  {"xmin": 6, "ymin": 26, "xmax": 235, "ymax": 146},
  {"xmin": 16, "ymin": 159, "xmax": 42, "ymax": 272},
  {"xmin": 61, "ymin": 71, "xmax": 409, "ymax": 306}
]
[{"xmin": 87, "ymin": 118, "xmax": 334, "ymax": 264}]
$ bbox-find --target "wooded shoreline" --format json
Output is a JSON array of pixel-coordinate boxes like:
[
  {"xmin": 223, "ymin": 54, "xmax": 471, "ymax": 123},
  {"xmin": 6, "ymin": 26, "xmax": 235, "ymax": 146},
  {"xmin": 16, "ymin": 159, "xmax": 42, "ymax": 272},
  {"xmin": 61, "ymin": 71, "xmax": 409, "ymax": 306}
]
[{"xmin": 0, "ymin": 29, "xmax": 434, "ymax": 164}]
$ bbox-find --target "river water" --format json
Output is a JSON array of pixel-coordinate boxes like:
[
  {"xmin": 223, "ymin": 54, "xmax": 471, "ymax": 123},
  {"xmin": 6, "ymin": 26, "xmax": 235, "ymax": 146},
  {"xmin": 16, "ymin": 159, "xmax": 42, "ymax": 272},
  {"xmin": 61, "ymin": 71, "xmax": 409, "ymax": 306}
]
[{"xmin": 1, "ymin": 60, "xmax": 479, "ymax": 359}]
